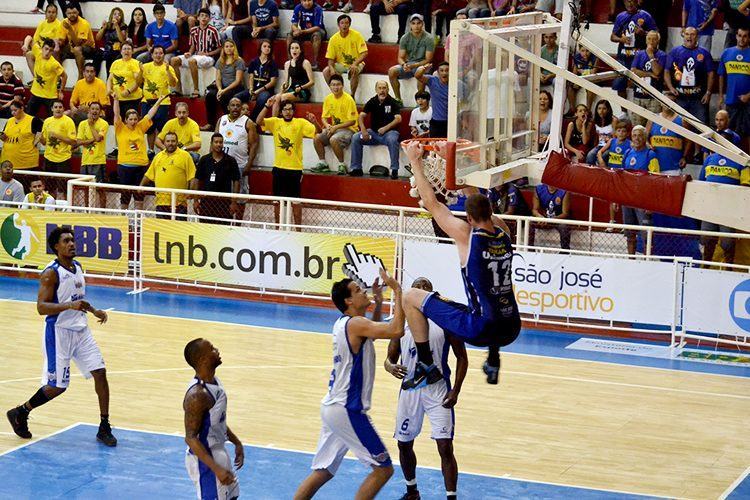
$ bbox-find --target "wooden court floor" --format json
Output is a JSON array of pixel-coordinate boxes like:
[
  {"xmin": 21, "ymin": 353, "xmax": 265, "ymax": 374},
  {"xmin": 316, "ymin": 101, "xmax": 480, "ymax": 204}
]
[{"xmin": 1, "ymin": 300, "xmax": 749, "ymax": 499}]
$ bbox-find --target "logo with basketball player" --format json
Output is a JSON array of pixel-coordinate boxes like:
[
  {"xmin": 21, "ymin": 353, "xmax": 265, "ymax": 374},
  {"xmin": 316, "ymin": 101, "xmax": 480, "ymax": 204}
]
[
  {"xmin": 341, "ymin": 243, "xmax": 385, "ymax": 290},
  {"xmin": 0, "ymin": 212, "xmax": 41, "ymax": 261}
]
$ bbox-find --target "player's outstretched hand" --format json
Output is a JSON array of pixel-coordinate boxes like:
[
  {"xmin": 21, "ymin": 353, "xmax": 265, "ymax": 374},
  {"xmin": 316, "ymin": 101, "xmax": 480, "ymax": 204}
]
[
  {"xmin": 378, "ymin": 268, "xmax": 401, "ymax": 294},
  {"xmin": 403, "ymin": 139, "xmax": 424, "ymax": 165},
  {"xmin": 442, "ymin": 389, "xmax": 459, "ymax": 408},
  {"xmin": 216, "ymin": 466, "xmax": 236, "ymax": 485},
  {"xmin": 234, "ymin": 444, "xmax": 245, "ymax": 469},
  {"xmin": 342, "ymin": 243, "xmax": 385, "ymax": 290},
  {"xmin": 385, "ymin": 360, "xmax": 408, "ymax": 379},
  {"xmin": 93, "ymin": 309, "xmax": 108, "ymax": 324},
  {"xmin": 371, "ymin": 277, "xmax": 383, "ymax": 302}
]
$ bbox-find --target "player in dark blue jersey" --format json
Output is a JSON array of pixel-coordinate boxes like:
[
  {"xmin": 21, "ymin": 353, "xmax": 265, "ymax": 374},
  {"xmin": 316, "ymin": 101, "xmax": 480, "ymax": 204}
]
[{"xmin": 400, "ymin": 141, "xmax": 521, "ymax": 387}]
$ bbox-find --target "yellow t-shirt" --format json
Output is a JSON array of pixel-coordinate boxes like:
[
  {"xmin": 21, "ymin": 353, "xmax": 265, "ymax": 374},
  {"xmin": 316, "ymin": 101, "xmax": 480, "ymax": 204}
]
[
  {"xmin": 116, "ymin": 117, "xmax": 152, "ymax": 166},
  {"xmin": 325, "ymin": 29, "xmax": 367, "ymax": 66},
  {"xmin": 63, "ymin": 17, "xmax": 94, "ymax": 47},
  {"xmin": 157, "ymin": 118, "xmax": 201, "ymax": 149},
  {"xmin": 0, "ymin": 114, "xmax": 40, "ymax": 170},
  {"xmin": 110, "ymin": 58, "xmax": 143, "ymax": 101},
  {"xmin": 77, "ymin": 118, "xmax": 109, "ymax": 166},
  {"xmin": 70, "ymin": 77, "xmax": 110, "ymax": 108},
  {"xmin": 32, "ymin": 18, "xmax": 64, "ymax": 50},
  {"xmin": 262, "ymin": 117, "xmax": 316, "ymax": 171},
  {"xmin": 143, "ymin": 149, "xmax": 196, "ymax": 206},
  {"xmin": 42, "ymin": 115, "xmax": 76, "ymax": 162},
  {"xmin": 31, "ymin": 55, "xmax": 64, "ymax": 99},
  {"xmin": 141, "ymin": 61, "xmax": 176, "ymax": 104},
  {"xmin": 322, "ymin": 92, "xmax": 358, "ymax": 132}
]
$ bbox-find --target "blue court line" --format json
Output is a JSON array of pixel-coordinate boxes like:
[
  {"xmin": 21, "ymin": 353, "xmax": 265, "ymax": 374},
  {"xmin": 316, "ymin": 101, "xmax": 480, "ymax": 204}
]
[
  {"xmin": 727, "ymin": 467, "xmax": 750, "ymax": 500},
  {"xmin": 2, "ymin": 276, "xmax": 749, "ymax": 378},
  {"xmin": 0, "ymin": 424, "xmax": 657, "ymax": 499}
]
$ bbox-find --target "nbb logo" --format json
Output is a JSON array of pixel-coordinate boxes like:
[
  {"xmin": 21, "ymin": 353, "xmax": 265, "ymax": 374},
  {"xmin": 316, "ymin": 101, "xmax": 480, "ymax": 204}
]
[{"xmin": 45, "ymin": 224, "xmax": 123, "ymax": 260}]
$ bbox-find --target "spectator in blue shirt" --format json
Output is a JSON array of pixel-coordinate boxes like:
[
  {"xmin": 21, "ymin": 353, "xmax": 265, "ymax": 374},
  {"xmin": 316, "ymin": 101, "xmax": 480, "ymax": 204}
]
[
  {"xmin": 175, "ymin": 0, "xmax": 202, "ymax": 34},
  {"xmin": 610, "ymin": 0, "xmax": 657, "ymax": 97},
  {"xmin": 620, "ymin": 125, "xmax": 656, "ymax": 255},
  {"xmin": 630, "ymin": 30, "xmax": 666, "ymax": 127},
  {"xmin": 665, "ymin": 27, "xmax": 715, "ymax": 126},
  {"xmin": 415, "ymin": 61, "xmax": 449, "ymax": 138},
  {"xmin": 682, "ymin": 0, "xmax": 718, "ymax": 52},
  {"xmin": 703, "ymin": 109, "xmax": 742, "ymax": 160},
  {"xmin": 721, "ymin": 0, "xmax": 750, "ymax": 50},
  {"xmin": 138, "ymin": 3, "xmax": 178, "ymax": 63},
  {"xmin": 288, "ymin": 0, "xmax": 326, "ymax": 70},
  {"xmin": 719, "ymin": 27, "xmax": 750, "ymax": 150},
  {"xmin": 229, "ymin": 0, "xmax": 280, "ymax": 57},
  {"xmin": 530, "ymin": 184, "xmax": 571, "ymax": 251},
  {"xmin": 645, "ymin": 100, "xmax": 687, "ymax": 175}
]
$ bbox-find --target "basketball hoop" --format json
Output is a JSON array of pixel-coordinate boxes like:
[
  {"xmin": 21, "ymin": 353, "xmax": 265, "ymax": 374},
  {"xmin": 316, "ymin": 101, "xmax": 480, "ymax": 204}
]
[{"xmin": 400, "ymin": 138, "xmax": 471, "ymax": 204}]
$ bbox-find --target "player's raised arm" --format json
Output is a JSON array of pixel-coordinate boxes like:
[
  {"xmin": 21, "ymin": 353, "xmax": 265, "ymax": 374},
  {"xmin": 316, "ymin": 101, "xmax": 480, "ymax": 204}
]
[
  {"xmin": 404, "ymin": 140, "xmax": 471, "ymax": 246},
  {"xmin": 184, "ymin": 386, "xmax": 236, "ymax": 485},
  {"xmin": 348, "ymin": 269, "xmax": 405, "ymax": 341}
]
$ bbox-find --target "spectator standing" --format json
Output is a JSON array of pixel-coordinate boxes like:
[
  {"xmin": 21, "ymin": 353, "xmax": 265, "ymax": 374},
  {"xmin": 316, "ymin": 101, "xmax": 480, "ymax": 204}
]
[
  {"xmin": 141, "ymin": 131, "xmax": 196, "ymax": 219},
  {"xmin": 630, "ymin": 30, "xmax": 666, "ymax": 127},
  {"xmin": 388, "ymin": 14, "xmax": 434, "ymax": 104},
  {"xmin": 665, "ymin": 27, "xmax": 715, "ymax": 126},
  {"xmin": 156, "ymin": 103, "xmax": 203, "ymax": 164},
  {"xmin": 60, "ymin": 5, "xmax": 95, "ymax": 80},
  {"xmin": 324, "ymin": 15, "xmax": 368, "ymax": 98},
  {"xmin": 204, "ymin": 40, "xmax": 247, "ymax": 130},
  {"xmin": 540, "ymin": 33, "xmax": 558, "ymax": 88},
  {"xmin": 723, "ymin": 0, "xmax": 749, "ymax": 50},
  {"xmin": 108, "ymin": 42, "xmax": 144, "ymax": 118},
  {"xmin": 718, "ymin": 27, "xmax": 750, "ymax": 151},
  {"xmin": 67, "ymin": 63, "xmax": 109, "ymax": 124},
  {"xmin": 568, "ymin": 44, "xmax": 597, "ymax": 112},
  {"xmin": 21, "ymin": 4, "xmax": 64, "ymax": 78},
  {"xmin": 288, "ymin": 0, "xmax": 326, "ymax": 70},
  {"xmin": 193, "ymin": 133, "xmax": 241, "ymax": 223},
  {"xmin": 138, "ymin": 3, "xmax": 178, "ymax": 64},
  {"xmin": 127, "ymin": 7, "xmax": 149, "ymax": 61},
  {"xmin": 76, "ymin": 102, "xmax": 109, "ymax": 183},
  {"xmin": 610, "ymin": 0, "xmax": 657, "ymax": 97},
  {"xmin": 530, "ymin": 184, "xmax": 571, "ymax": 251},
  {"xmin": 706, "ymin": 109, "xmax": 741, "ymax": 160},
  {"xmin": 237, "ymin": 39, "xmax": 278, "ymax": 121},
  {"xmin": 586, "ymin": 100, "xmax": 617, "ymax": 164},
  {"xmin": 646, "ymin": 101, "xmax": 687, "ymax": 175},
  {"xmin": 217, "ymin": 97, "xmax": 258, "ymax": 215},
  {"xmin": 0, "ymin": 101, "xmax": 42, "ymax": 172},
  {"xmin": 171, "ymin": 8, "xmax": 222, "ymax": 98},
  {"xmin": 368, "ymin": 0, "xmax": 413, "ymax": 43},
  {"xmin": 256, "ymin": 96, "xmax": 319, "ymax": 225},
  {"xmin": 537, "ymin": 90, "xmax": 553, "ymax": 150},
  {"xmin": 22, "ymin": 179, "xmax": 55, "ymax": 210},
  {"xmin": 409, "ymin": 91, "xmax": 432, "ymax": 137},
  {"xmin": 40, "ymin": 100, "xmax": 76, "ymax": 200},
  {"xmin": 112, "ymin": 95, "xmax": 168, "ymax": 210},
  {"xmin": 639, "ymin": 0, "xmax": 673, "ymax": 50},
  {"xmin": 95, "ymin": 7, "xmax": 128, "ymax": 76},
  {"xmin": 0, "ymin": 62, "xmax": 26, "ymax": 119},
  {"xmin": 311, "ymin": 74, "xmax": 358, "ymax": 174},
  {"xmin": 231, "ymin": 0, "xmax": 280, "ymax": 57},
  {"xmin": 597, "ymin": 119, "xmax": 632, "ymax": 226},
  {"xmin": 416, "ymin": 62, "xmax": 448, "ymax": 137},
  {"xmin": 0, "ymin": 161, "xmax": 24, "ymax": 204},
  {"xmin": 141, "ymin": 45, "xmax": 177, "ymax": 153},
  {"xmin": 175, "ymin": 0, "xmax": 202, "ymax": 33},
  {"xmin": 28, "ymin": 39, "xmax": 66, "ymax": 117},
  {"xmin": 620, "ymin": 125, "xmax": 657, "ymax": 254},
  {"xmin": 350, "ymin": 81, "xmax": 402, "ymax": 178},
  {"xmin": 682, "ymin": 0, "xmax": 718, "ymax": 52},
  {"xmin": 564, "ymin": 104, "xmax": 594, "ymax": 163},
  {"xmin": 275, "ymin": 41, "xmax": 315, "ymax": 116}
]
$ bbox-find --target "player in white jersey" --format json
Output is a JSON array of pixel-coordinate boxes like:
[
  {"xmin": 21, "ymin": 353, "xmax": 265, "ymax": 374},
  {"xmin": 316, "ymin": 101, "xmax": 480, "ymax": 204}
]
[
  {"xmin": 385, "ymin": 278, "xmax": 468, "ymax": 500},
  {"xmin": 295, "ymin": 268, "xmax": 405, "ymax": 500},
  {"xmin": 183, "ymin": 338, "xmax": 244, "ymax": 500},
  {"xmin": 6, "ymin": 227, "xmax": 116, "ymax": 446},
  {"xmin": 217, "ymin": 97, "xmax": 258, "ymax": 219}
]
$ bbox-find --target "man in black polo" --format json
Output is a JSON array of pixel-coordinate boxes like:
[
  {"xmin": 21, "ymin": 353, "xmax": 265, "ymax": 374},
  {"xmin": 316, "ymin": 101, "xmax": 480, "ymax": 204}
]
[{"xmin": 193, "ymin": 133, "xmax": 240, "ymax": 224}]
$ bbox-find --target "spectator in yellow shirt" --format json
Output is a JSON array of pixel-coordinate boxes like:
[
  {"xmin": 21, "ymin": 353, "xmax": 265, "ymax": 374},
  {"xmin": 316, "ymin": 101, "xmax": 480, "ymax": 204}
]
[
  {"xmin": 21, "ymin": 4, "xmax": 64, "ymax": 78},
  {"xmin": 156, "ymin": 102, "xmax": 202, "ymax": 164},
  {"xmin": 257, "ymin": 95, "xmax": 320, "ymax": 225},
  {"xmin": 67, "ymin": 63, "xmax": 110, "ymax": 124},
  {"xmin": 60, "ymin": 5, "xmax": 96, "ymax": 81},
  {"xmin": 0, "ymin": 101, "xmax": 43, "ymax": 172},
  {"xmin": 323, "ymin": 15, "xmax": 368, "ymax": 98},
  {"xmin": 77, "ymin": 102, "xmax": 110, "ymax": 183},
  {"xmin": 108, "ymin": 42, "xmax": 144, "ymax": 119},
  {"xmin": 140, "ymin": 45, "xmax": 178, "ymax": 154},
  {"xmin": 311, "ymin": 74, "xmax": 358, "ymax": 175},
  {"xmin": 40, "ymin": 100, "xmax": 76, "ymax": 200},
  {"xmin": 28, "ymin": 39, "xmax": 67, "ymax": 117},
  {"xmin": 140, "ymin": 131, "xmax": 197, "ymax": 219},
  {"xmin": 113, "ymin": 94, "xmax": 168, "ymax": 210}
]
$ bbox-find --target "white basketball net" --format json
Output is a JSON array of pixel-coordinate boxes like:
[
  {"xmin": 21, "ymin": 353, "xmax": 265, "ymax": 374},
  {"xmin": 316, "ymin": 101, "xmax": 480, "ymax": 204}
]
[{"xmin": 409, "ymin": 149, "xmax": 460, "ymax": 206}]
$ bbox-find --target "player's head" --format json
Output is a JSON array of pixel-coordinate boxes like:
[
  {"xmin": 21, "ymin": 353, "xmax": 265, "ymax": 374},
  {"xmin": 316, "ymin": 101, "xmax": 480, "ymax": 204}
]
[
  {"xmin": 331, "ymin": 278, "xmax": 369, "ymax": 314},
  {"xmin": 411, "ymin": 277, "xmax": 433, "ymax": 292},
  {"xmin": 465, "ymin": 194, "xmax": 493, "ymax": 225},
  {"xmin": 48, "ymin": 226, "xmax": 76, "ymax": 258},
  {"xmin": 184, "ymin": 338, "xmax": 222, "ymax": 370},
  {"xmin": 228, "ymin": 97, "xmax": 242, "ymax": 117}
]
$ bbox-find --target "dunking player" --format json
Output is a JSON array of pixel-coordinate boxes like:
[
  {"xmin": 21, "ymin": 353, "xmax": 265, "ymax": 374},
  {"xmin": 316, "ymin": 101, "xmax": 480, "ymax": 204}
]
[
  {"xmin": 294, "ymin": 268, "xmax": 404, "ymax": 499},
  {"xmin": 6, "ymin": 227, "xmax": 116, "ymax": 446},
  {"xmin": 401, "ymin": 141, "xmax": 521, "ymax": 387},
  {"xmin": 183, "ymin": 338, "xmax": 244, "ymax": 500},
  {"xmin": 385, "ymin": 277, "xmax": 468, "ymax": 500}
]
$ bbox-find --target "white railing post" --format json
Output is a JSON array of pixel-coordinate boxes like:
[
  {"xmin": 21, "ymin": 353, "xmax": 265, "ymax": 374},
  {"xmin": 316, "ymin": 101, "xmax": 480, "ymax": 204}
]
[{"xmin": 645, "ymin": 229, "xmax": 653, "ymax": 256}]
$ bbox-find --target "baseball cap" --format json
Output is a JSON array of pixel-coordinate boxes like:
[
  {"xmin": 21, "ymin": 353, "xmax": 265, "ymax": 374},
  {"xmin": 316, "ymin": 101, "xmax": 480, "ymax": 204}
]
[{"xmin": 409, "ymin": 13, "xmax": 424, "ymax": 22}]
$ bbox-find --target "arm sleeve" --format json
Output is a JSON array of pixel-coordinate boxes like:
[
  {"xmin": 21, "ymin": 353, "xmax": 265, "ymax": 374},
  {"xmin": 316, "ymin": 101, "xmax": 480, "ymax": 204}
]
[
  {"xmin": 228, "ymin": 157, "xmax": 241, "ymax": 180},
  {"xmin": 13, "ymin": 183, "xmax": 24, "ymax": 202},
  {"xmin": 144, "ymin": 161, "xmax": 156, "ymax": 181},
  {"xmin": 170, "ymin": 23, "xmax": 179, "ymax": 41},
  {"xmin": 303, "ymin": 119, "xmax": 316, "ymax": 138},
  {"xmin": 290, "ymin": 5, "xmax": 299, "ymax": 24}
]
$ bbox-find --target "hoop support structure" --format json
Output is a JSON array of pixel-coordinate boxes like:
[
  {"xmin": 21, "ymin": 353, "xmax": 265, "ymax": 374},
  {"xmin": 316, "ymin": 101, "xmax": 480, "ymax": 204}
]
[{"xmin": 445, "ymin": 141, "xmax": 457, "ymax": 191}]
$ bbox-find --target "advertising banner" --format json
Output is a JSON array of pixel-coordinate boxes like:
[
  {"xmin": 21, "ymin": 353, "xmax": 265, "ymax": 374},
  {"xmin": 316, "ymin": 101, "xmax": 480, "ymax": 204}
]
[
  {"xmin": 403, "ymin": 240, "xmax": 677, "ymax": 325},
  {"xmin": 141, "ymin": 219, "xmax": 396, "ymax": 294},
  {"xmin": 0, "ymin": 209, "xmax": 129, "ymax": 273},
  {"xmin": 682, "ymin": 267, "xmax": 750, "ymax": 336}
]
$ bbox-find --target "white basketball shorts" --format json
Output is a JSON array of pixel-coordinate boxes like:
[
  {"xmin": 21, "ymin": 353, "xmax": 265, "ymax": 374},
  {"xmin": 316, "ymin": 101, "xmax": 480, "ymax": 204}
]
[
  {"xmin": 41, "ymin": 324, "xmax": 105, "ymax": 389},
  {"xmin": 394, "ymin": 379, "xmax": 454, "ymax": 442},
  {"xmin": 185, "ymin": 446, "xmax": 240, "ymax": 500}
]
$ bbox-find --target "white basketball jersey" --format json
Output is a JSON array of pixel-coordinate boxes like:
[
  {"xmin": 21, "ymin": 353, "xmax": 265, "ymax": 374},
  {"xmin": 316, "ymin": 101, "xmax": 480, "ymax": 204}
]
[
  {"xmin": 400, "ymin": 320, "xmax": 450, "ymax": 381},
  {"xmin": 46, "ymin": 259, "xmax": 87, "ymax": 330},
  {"xmin": 218, "ymin": 114, "xmax": 249, "ymax": 170},
  {"xmin": 186, "ymin": 377, "xmax": 228, "ymax": 451},
  {"xmin": 322, "ymin": 316, "xmax": 375, "ymax": 412}
]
